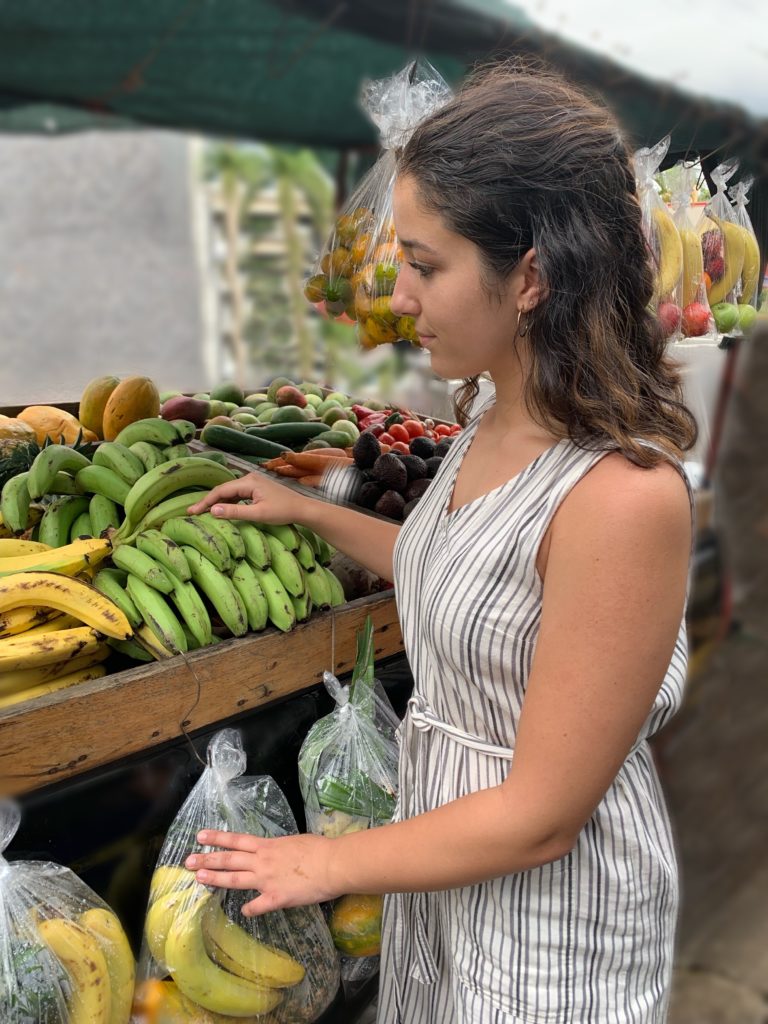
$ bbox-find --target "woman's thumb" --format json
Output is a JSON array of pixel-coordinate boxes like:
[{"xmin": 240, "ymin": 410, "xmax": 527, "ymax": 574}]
[{"xmin": 209, "ymin": 501, "xmax": 255, "ymax": 521}]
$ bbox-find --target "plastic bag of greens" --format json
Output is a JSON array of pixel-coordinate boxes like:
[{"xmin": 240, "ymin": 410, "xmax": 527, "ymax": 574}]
[
  {"xmin": 633, "ymin": 136, "xmax": 683, "ymax": 340},
  {"xmin": 0, "ymin": 799, "xmax": 135, "ymax": 1024},
  {"xmin": 298, "ymin": 618, "xmax": 398, "ymax": 995},
  {"xmin": 304, "ymin": 59, "xmax": 451, "ymax": 350},
  {"xmin": 704, "ymin": 159, "xmax": 745, "ymax": 337},
  {"xmin": 671, "ymin": 162, "xmax": 715, "ymax": 342},
  {"xmin": 132, "ymin": 730, "xmax": 339, "ymax": 1024},
  {"xmin": 729, "ymin": 176, "xmax": 761, "ymax": 333}
]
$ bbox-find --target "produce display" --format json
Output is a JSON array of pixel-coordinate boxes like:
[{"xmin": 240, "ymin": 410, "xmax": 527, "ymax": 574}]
[
  {"xmin": 703, "ymin": 160, "xmax": 748, "ymax": 337},
  {"xmin": 0, "ymin": 799, "xmax": 135, "ymax": 1024},
  {"xmin": 728, "ymin": 174, "xmax": 761, "ymax": 333},
  {"xmin": 303, "ymin": 60, "xmax": 451, "ymax": 350},
  {"xmin": 298, "ymin": 619, "xmax": 397, "ymax": 991},
  {"xmin": 0, "ymin": 409, "xmax": 348, "ymax": 707},
  {"xmin": 670, "ymin": 162, "xmax": 715, "ymax": 340},
  {"xmin": 133, "ymin": 730, "xmax": 340, "ymax": 1023}
]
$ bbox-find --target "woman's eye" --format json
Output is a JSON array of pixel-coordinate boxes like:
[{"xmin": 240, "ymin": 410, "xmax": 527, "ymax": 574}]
[{"xmin": 408, "ymin": 261, "xmax": 434, "ymax": 278}]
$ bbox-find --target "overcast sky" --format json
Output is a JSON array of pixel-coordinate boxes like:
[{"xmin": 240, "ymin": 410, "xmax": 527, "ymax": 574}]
[{"xmin": 507, "ymin": 0, "xmax": 767, "ymax": 117}]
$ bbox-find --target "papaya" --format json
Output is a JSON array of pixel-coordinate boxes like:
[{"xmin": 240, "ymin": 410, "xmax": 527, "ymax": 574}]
[
  {"xmin": 78, "ymin": 374, "xmax": 121, "ymax": 438},
  {"xmin": 16, "ymin": 405, "xmax": 97, "ymax": 445},
  {"xmin": 329, "ymin": 893, "xmax": 383, "ymax": 956},
  {"xmin": 102, "ymin": 376, "xmax": 160, "ymax": 441}
]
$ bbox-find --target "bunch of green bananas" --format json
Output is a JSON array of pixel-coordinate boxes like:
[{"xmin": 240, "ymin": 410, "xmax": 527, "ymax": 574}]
[
  {"xmin": 144, "ymin": 865, "xmax": 304, "ymax": 1018},
  {"xmin": 36, "ymin": 906, "xmax": 135, "ymax": 1024},
  {"xmin": 0, "ymin": 416, "xmax": 204, "ymax": 541}
]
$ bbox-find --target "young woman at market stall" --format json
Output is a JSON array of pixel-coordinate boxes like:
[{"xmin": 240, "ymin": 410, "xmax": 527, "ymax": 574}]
[{"xmin": 187, "ymin": 62, "xmax": 697, "ymax": 1023}]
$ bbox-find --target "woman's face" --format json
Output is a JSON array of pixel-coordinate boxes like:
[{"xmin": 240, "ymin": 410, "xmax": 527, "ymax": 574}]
[{"xmin": 391, "ymin": 175, "xmax": 525, "ymax": 381}]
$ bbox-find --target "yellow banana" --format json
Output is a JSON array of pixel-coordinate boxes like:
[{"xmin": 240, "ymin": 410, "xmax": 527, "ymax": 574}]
[
  {"xmin": 0, "ymin": 536, "xmax": 112, "ymax": 578},
  {"xmin": 80, "ymin": 907, "xmax": 135, "ymax": 1024},
  {"xmin": 134, "ymin": 621, "xmax": 176, "ymax": 660},
  {"xmin": 0, "ymin": 625, "xmax": 102, "ymax": 673},
  {"xmin": 652, "ymin": 206, "xmax": 683, "ymax": 300},
  {"xmin": 23, "ymin": 612, "xmax": 84, "ymax": 635},
  {"xmin": 0, "ymin": 572, "xmax": 132, "ymax": 639},
  {"xmin": 149, "ymin": 864, "xmax": 198, "ymax": 903},
  {"xmin": 201, "ymin": 897, "xmax": 305, "ymax": 988},
  {"xmin": 164, "ymin": 894, "xmax": 283, "ymax": 1017},
  {"xmin": 0, "ymin": 645, "xmax": 109, "ymax": 698},
  {"xmin": 740, "ymin": 225, "xmax": 761, "ymax": 305},
  {"xmin": 0, "ymin": 537, "xmax": 51, "ymax": 557},
  {"xmin": 0, "ymin": 660, "xmax": 107, "ymax": 710},
  {"xmin": 0, "ymin": 605, "xmax": 61, "ymax": 638},
  {"xmin": 38, "ymin": 917, "xmax": 111, "ymax": 1024},
  {"xmin": 145, "ymin": 886, "xmax": 207, "ymax": 968},
  {"xmin": 680, "ymin": 227, "xmax": 706, "ymax": 307},
  {"xmin": 708, "ymin": 217, "xmax": 746, "ymax": 305}
]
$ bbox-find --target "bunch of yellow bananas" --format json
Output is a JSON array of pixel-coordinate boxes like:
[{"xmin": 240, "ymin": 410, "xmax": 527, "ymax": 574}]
[
  {"xmin": 37, "ymin": 906, "xmax": 135, "ymax": 1024},
  {"xmin": 140, "ymin": 864, "xmax": 305, "ymax": 1020}
]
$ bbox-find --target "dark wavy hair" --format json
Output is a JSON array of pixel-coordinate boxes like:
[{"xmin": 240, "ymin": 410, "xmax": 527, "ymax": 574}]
[{"xmin": 397, "ymin": 59, "xmax": 697, "ymax": 466}]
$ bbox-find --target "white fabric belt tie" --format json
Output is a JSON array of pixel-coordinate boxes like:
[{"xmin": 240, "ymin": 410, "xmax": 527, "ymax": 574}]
[{"xmin": 406, "ymin": 693, "xmax": 515, "ymax": 760}]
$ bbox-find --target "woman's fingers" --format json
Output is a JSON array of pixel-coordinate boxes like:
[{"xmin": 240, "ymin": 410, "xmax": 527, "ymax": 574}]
[
  {"xmin": 193, "ymin": 868, "xmax": 261, "ymax": 891},
  {"xmin": 187, "ymin": 477, "xmax": 258, "ymax": 514},
  {"xmin": 196, "ymin": 829, "xmax": 264, "ymax": 852}
]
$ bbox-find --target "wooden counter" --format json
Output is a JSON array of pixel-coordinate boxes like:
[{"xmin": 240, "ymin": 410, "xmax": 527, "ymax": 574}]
[{"xmin": 0, "ymin": 592, "xmax": 403, "ymax": 797}]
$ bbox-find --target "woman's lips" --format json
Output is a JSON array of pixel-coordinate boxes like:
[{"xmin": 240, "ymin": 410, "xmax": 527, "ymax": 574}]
[{"xmin": 418, "ymin": 334, "xmax": 436, "ymax": 347}]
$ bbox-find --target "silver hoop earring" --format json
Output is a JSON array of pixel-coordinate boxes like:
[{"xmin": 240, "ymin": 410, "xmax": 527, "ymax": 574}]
[{"xmin": 518, "ymin": 311, "xmax": 530, "ymax": 337}]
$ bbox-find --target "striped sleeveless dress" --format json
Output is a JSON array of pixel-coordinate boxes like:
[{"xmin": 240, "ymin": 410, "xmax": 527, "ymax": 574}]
[{"xmin": 376, "ymin": 399, "xmax": 690, "ymax": 1024}]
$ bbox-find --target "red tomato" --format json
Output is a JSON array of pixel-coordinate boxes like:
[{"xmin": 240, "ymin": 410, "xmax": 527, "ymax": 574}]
[
  {"xmin": 450, "ymin": 424, "xmax": 462, "ymax": 434},
  {"xmin": 402, "ymin": 418, "xmax": 425, "ymax": 438},
  {"xmin": 388, "ymin": 423, "xmax": 410, "ymax": 443},
  {"xmin": 391, "ymin": 440, "xmax": 410, "ymax": 454},
  {"xmin": 379, "ymin": 432, "xmax": 395, "ymax": 446},
  {"xmin": 434, "ymin": 424, "xmax": 452, "ymax": 437}
]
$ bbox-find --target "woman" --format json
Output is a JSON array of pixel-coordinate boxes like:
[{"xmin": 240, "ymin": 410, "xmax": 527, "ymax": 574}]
[{"xmin": 186, "ymin": 63, "xmax": 697, "ymax": 1023}]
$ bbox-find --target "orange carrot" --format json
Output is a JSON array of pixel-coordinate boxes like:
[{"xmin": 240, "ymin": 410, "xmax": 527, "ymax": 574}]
[
  {"xmin": 298, "ymin": 447, "xmax": 350, "ymax": 458},
  {"xmin": 274, "ymin": 464, "xmax": 307, "ymax": 478},
  {"xmin": 283, "ymin": 452, "xmax": 354, "ymax": 472},
  {"xmin": 263, "ymin": 456, "xmax": 288, "ymax": 470}
]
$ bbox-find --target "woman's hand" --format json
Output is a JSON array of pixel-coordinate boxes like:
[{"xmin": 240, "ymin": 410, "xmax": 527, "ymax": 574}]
[
  {"xmin": 185, "ymin": 830, "xmax": 339, "ymax": 916},
  {"xmin": 187, "ymin": 472, "xmax": 313, "ymax": 526}
]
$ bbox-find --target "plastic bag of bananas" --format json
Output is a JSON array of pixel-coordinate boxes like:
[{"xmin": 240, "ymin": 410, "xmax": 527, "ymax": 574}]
[
  {"xmin": 297, "ymin": 617, "xmax": 398, "ymax": 997},
  {"xmin": 0, "ymin": 798, "xmax": 135, "ymax": 1024},
  {"xmin": 133, "ymin": 730, "xmax": 340, "ymax": 1023},
  {"xmin": 633, "ymin": 135, "xmax": 684, "ymax": 342}
]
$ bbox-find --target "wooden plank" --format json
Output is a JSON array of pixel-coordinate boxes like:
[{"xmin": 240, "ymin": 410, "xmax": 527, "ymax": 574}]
[{"xmin": 0, "ymin": 592, "xmax": 402, "ymax": 797}]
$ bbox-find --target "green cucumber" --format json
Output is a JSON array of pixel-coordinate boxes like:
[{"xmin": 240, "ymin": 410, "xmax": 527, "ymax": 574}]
[
  {"xmin": 200, "ymin": 423, "xmax": 290, "ymax": 458},
  {"xmin": 244, "ymin": 421, "xmax": 330, "ymax": 446}
]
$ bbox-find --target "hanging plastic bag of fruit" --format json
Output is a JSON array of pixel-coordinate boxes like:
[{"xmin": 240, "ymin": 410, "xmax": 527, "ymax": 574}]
[
  {"xmin": 132, "ymin": 729, "xmax": 339, "ymax": 1024},
  {"xmin": 728, "ymin": 176, "xmax": 761, "ymax": 334},
  {"xmin": 0, "ymin": 799, "xmax": 135, "ymax": 1023},
  {"xmin": 633, "ymin": 136, "xmax": 683, "ymax": 341},
  {"xmin": 298, "ymin": 617, "xmax": 399, "ymax": 996},
  {"xmin": 670, "ymin": 162, "xmax": 715, "ymax": 342},
  {"xmin": 304, "ymin": 59, "xmax": 452, "ymax": 350},
  {"xmin": 702, "ymin": 159, "xmax": 746, "ymax": 338}
]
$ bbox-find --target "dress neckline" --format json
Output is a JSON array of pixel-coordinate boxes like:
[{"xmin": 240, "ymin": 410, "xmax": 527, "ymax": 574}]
[{"xmin": 442, "ymin": 404, "xmax": 565, "ymax": 520}]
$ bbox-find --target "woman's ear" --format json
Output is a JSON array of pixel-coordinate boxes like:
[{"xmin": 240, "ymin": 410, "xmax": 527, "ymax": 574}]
[{"xmin": 517, "ymin": 248, "xmax": 547, "ymax": 310}]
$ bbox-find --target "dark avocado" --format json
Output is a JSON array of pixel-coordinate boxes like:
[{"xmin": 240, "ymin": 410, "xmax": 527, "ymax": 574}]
[
  {"xmin": 352, "ymin": 430, "xmax": 382, "ymax": 470},
  {"xmin": 372, "ymin": 452, "xmax": 408, "ymax": 493},
  {"xmin": 435, "ymin": 437, "xmax": 455, "ymax": 458},
  {"xmin": 403, "ymin": 498, "xmax": 420, "ymax": 519},
  {"xmin": 405, "ymin": 478, "xmax": 431, "ymax": 502},
  {"xmin": 358, "ymin": 481, "xmax": 384, "ymax": 509},
  {"xmin": 375, "ymin": 489, "xmax": 406, "ymax": 520},
  {"xmin": 409, "ymin": 435, "xmax": 436, "ymax": 460},
  {"xmin": 425, "ymin": 456, "xmax": 444, "ymax": 478},
  {"xmin": 401, "ymin": 454, "xmax": 428, "ymax": 482}
]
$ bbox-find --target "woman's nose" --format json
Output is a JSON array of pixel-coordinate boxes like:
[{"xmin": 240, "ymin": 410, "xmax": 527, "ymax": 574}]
[{"xmin": 390, "ymin": 269, "xmax": 420, "ymax": 318}]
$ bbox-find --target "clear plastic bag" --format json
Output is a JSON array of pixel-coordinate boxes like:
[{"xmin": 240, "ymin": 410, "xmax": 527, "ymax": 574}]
[
  {"xmin": 304, "ymin": 59, "xmax": 451, "ymax": 350},
  {"xmin": 132, "ymin": 731, "xmax": 339, "ymax": 1024},
  {"xmin": 670, "ymin": 163, "xmax": 715, "ymax": 342},
  {"xmin": 729, "ymin": 176, "xmax": 761, "ymax": 332},
  {"xmin": 634, "ymin": 136, "xmax": 683, "ymax": 340},
  {"xmin": 298, "ymin": 619, "xmax": 399, "ymax": 995},
  {"xmin": 704, "ymin": 159, "xmax": 745, "ymax": 337},
  {"xmin": 0, "ymin": 799, "xmax": 135, "ymax": 1024}
]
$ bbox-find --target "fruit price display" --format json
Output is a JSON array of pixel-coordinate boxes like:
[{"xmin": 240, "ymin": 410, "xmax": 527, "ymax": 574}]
[
  {"xmin": 0, "ymin": 800, "xmax": 136, "ymax": 1024},
  {"xmin": 133, "ymin": 729, "xmax": 341, "ymax": 1024}
]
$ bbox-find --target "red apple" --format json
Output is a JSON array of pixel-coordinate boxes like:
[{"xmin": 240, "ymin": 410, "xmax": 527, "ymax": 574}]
[
  {"xmin": 658, "ymin": 302, "xmax": 682, "ymax": 337},
  {"xmin": 682, "ymin": 303, "xmax": 711, "ymax": 338}
]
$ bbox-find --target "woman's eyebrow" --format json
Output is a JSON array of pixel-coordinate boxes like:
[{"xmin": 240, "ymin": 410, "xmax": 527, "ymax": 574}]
[{"xmin": 398, "ymin": 238, "xmax": 438, "ymax": 255}]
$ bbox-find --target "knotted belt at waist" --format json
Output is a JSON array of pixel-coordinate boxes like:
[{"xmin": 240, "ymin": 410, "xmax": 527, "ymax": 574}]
[{"xmin": 405, "ymin": 692, "xmax": 515, "ymax": 759}]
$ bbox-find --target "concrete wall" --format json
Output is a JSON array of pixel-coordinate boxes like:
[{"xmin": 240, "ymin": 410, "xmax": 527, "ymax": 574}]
[{"xmin": 0, "ymin": 131, "xmax": 207, "ymax": 406}]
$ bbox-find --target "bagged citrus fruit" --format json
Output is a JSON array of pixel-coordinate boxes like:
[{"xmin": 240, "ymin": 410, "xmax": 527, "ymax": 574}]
[
  {"xmin": 304, "ymin": 59, "xmax": 451, "ymax": 350},
  {"xmin": 132, "ymin": 729, "xmax": 339, "ymax": 1023},
  {"xmin": 633, "ymin": 136, "xmax": 683, "ymax": 340},
  {"xmin": 704, "ymin": 159, "xmax": 746, "ymax": 337},
  {"xmin": 728, "ymin": 176, "xmax": 761, "ymax": 334},
  {"xmin": 0, "ymin": 799, "xmax": 135, "ymax": 1023},
  {"xmin": 671, "ymin": 162, "xmax": 715, "ymax": 341}
]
